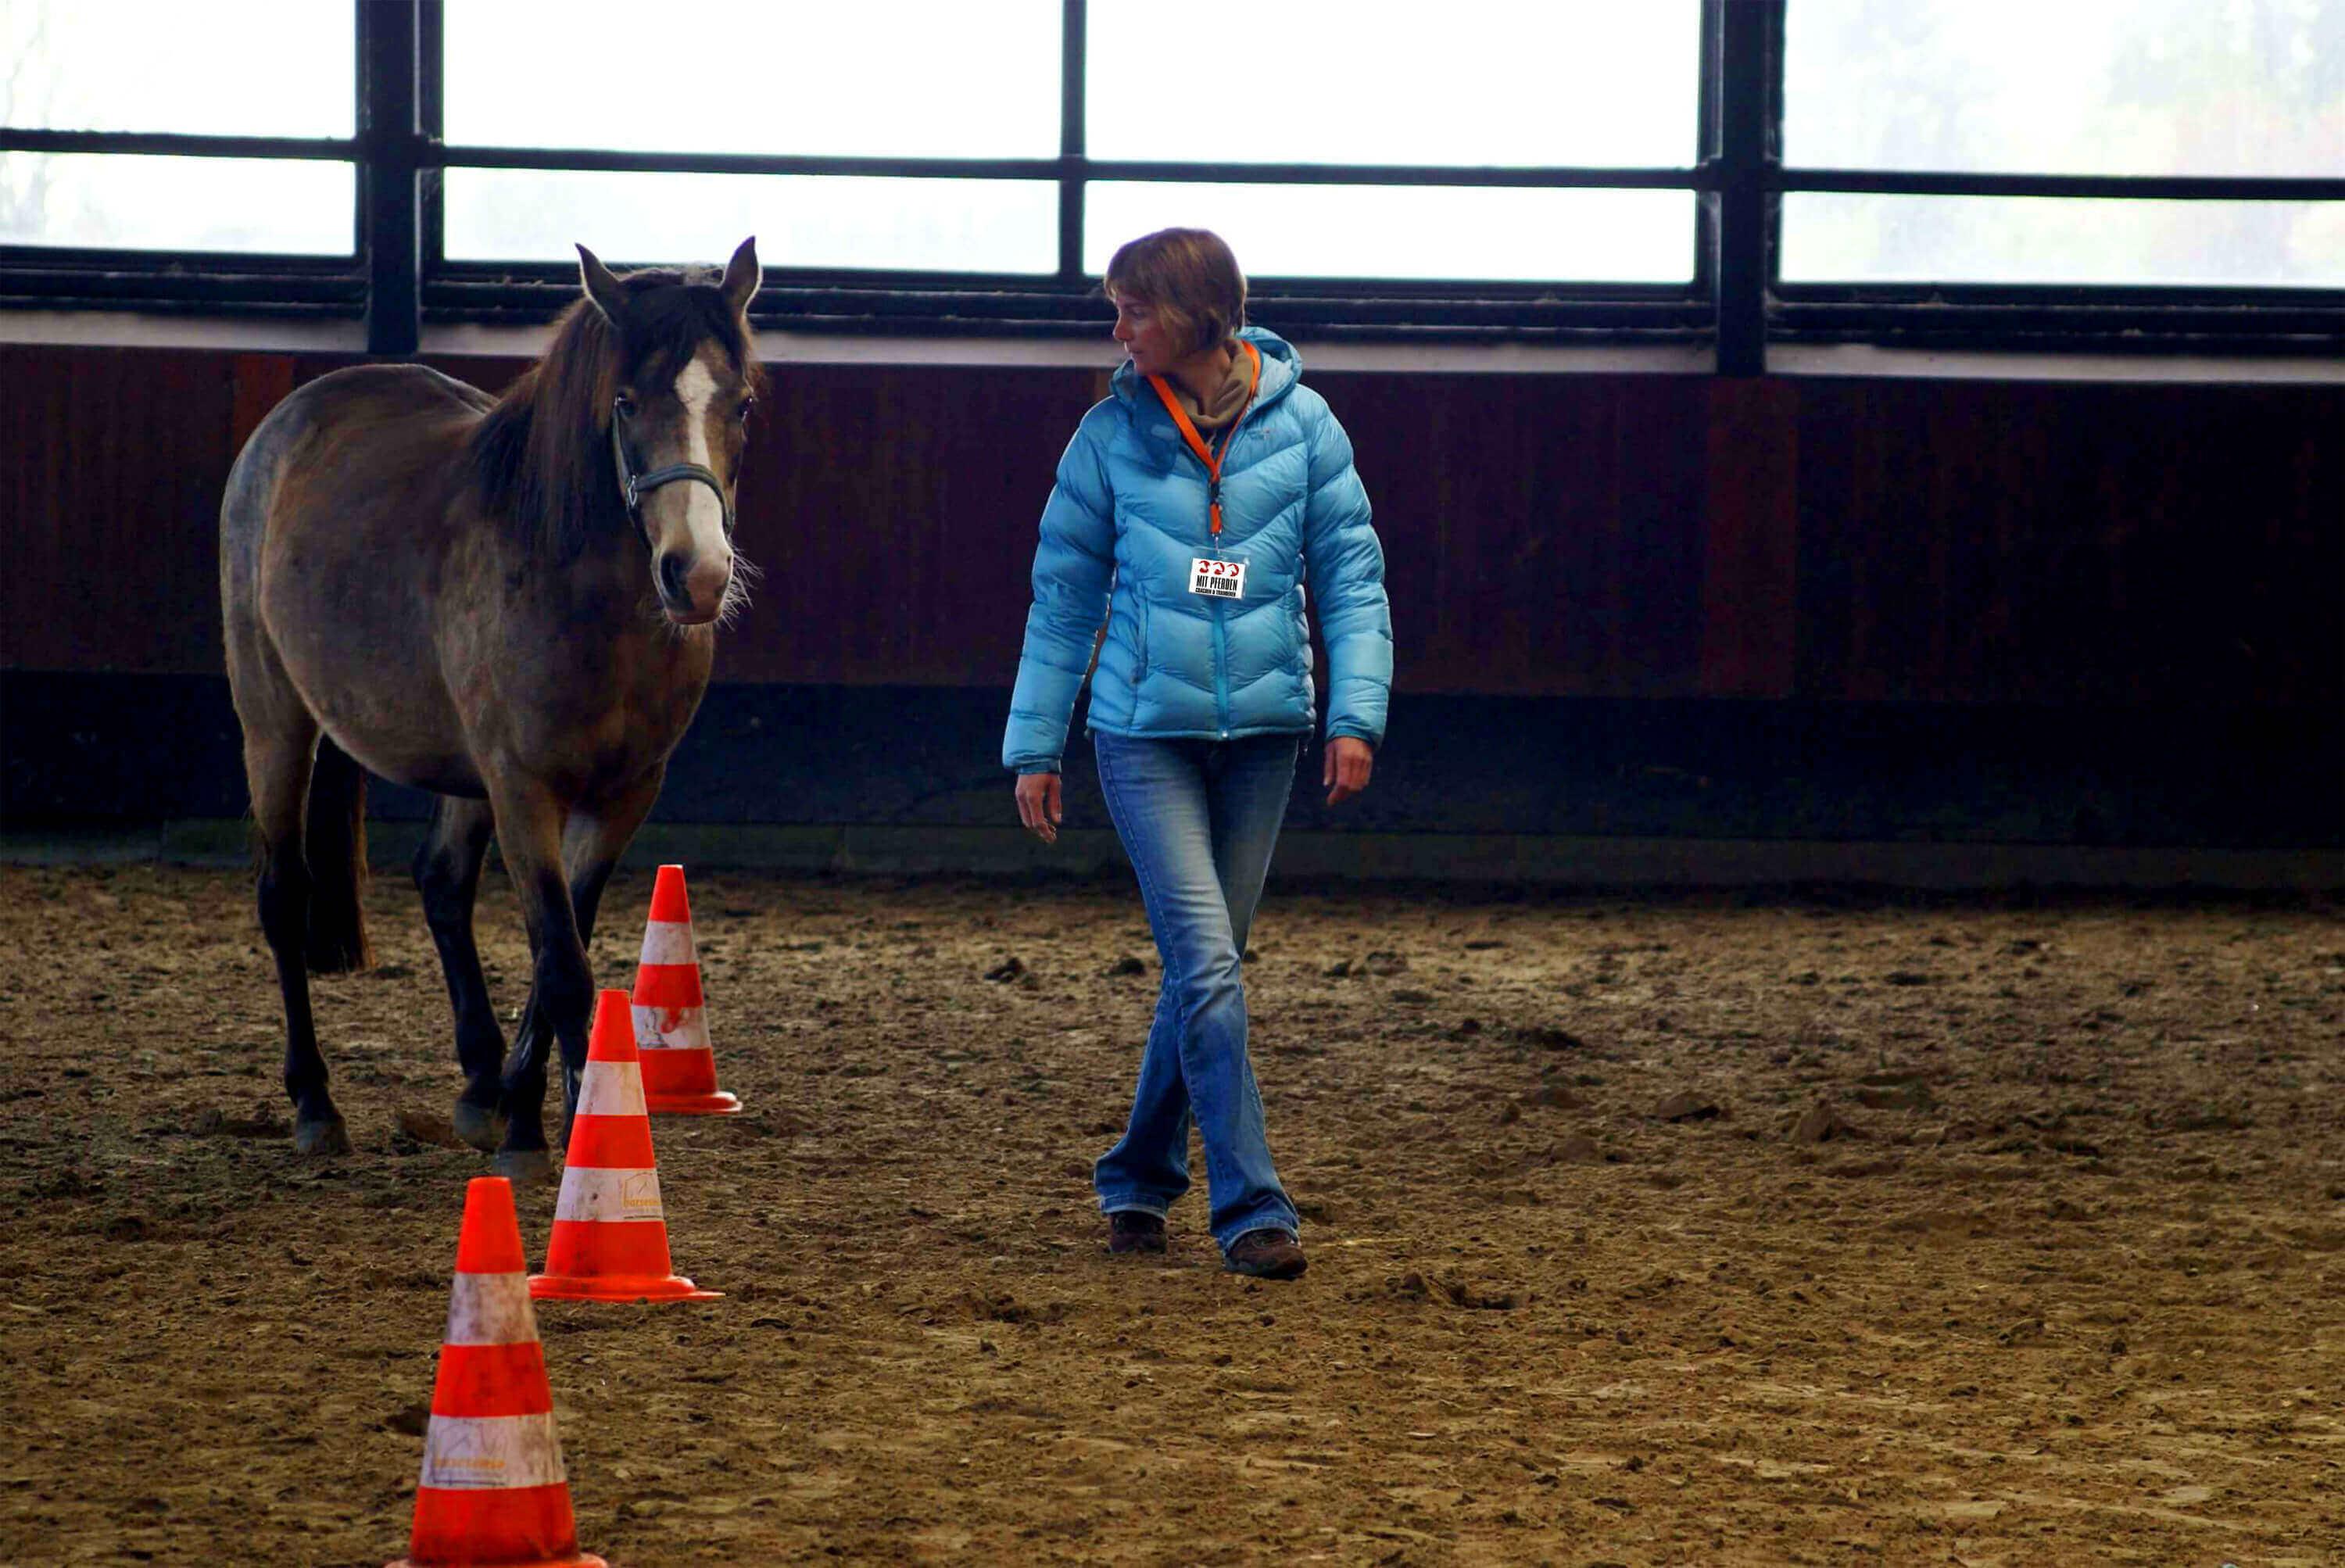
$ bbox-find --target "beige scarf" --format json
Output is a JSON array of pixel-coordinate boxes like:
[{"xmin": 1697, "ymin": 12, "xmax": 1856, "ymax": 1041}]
[{"xmin": 1167, "ymin": 339, "xmax": 1255, "ymax": 431}]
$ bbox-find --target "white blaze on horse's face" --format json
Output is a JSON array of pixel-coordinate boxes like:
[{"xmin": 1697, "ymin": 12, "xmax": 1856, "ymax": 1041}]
[{"xmin": 638, "ymin": 345, "xmax": 743, "ymax": 627}]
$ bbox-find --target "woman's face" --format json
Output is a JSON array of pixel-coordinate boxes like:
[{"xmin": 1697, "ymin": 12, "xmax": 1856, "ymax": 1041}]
[{"xmin": 1109, "ymin": 292, "xmax": 1182, "ymax": 378}]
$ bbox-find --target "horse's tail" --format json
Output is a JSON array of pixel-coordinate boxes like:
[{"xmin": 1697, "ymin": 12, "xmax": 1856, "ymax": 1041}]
[{"xmin": 303, "ymin": 736, "xmax": 372, "ymax": 973}]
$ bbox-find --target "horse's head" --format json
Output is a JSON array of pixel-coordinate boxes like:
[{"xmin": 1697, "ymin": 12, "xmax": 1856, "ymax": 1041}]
[{"xmin": 578, "ymin": 238, "xmax": 763, "ymax": 627}]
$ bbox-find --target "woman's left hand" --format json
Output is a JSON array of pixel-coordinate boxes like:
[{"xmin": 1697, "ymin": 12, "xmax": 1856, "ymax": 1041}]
[{"xmin": 1323, "ymin": 736, "xmax": 1374, "ymax": 806}]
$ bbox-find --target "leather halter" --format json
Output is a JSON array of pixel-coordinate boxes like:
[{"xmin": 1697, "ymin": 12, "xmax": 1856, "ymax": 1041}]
[{"xmin": 610, "ymin": 397, "xmax": 735, "ymax": 550}]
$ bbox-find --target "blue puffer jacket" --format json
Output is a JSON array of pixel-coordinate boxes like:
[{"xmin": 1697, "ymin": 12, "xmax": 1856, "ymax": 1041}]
[{"xmin": 1003, "ymin": 327, "xmax": 1393, "ymax": 773}]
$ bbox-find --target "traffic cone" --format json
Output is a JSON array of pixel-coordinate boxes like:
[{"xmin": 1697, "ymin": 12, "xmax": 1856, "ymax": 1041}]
[
  {"xmin": 391, "ymin": 1176, "xmax": 605, "ymax": 1568},
  {"xmin": 631, "ymin": 865, "xmax": 743, "ymax": 1115},
  {"xmin": 530, "ymin": 990, "xmax": 721, "ymax": 1304}
]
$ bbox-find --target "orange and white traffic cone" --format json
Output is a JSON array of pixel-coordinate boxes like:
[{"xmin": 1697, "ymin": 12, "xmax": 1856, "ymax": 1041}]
[
  {"xmin": 631, "ymin": 865, "xmax": 743, "ymax": 1116},
  {"xmin": 530, "ymin": 989, "xmax": 721, "ymax": 1305},
  {"xmin": 390, "ymin": 1176, "xmax": 605, "ymax": 1568}
]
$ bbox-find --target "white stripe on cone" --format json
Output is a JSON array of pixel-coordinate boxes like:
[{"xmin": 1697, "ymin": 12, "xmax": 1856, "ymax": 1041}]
[
  {"xmin": 443, "ymin": 1271, "xmax": 539, "ymax": 1348},
  {"xmin": 638, "ymin": 921, "xmax": 697, "ymax": 967},
  {"xmin": 551, "ymin": 1165, "xmax": 666, "ymax": 1224},
  {"xmin": 632, "ymin": 1003, "xmax": 711, "ymax": 1052},
  {"xmin": 573, "ymin": 1059, "xmax": 646, "ymax": 1119},
  {"xmin": 419, "ymin": 1412, "xmax": 568, "ymax": 1491}
]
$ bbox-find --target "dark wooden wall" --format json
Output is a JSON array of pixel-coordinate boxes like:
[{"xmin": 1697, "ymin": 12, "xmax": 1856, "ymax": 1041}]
[{"xmin": 4, "ymin": 343, "xmax": 2339, "ymax": 717}]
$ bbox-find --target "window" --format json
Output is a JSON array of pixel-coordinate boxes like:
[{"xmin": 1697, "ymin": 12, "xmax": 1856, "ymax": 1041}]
[
  {"xmin": 1782, "ymin": 195, "xmax": 2343, "ymax": 289},
  {"xmin": 1785, "ymin": 0, "xmax": 2339, "ymax": 179},
  {"xmin": 2, "ymin": 1, "xmax": 2337, "ymax": 362},
  {"xmin": 0, "ymin": 2, "xmax": 350, "ymax": 140},
  {"xmin": 444, "ymin": 170, "xmax": 1061, "ymax": 274},
  {"xmin": 0, "ymin": 1, "xmax": 354, "ymax": 256},
  {"xmin": 441, "ymin": 3, "xmax": 1060, "ymax": 269},
  {"xmin": 1779, "ymin": 0, "xmax": 2345, "ymax": 321},
  {"xmin": 443, "ymin": 6, "xmax": 1059, "ymax": 162},
  {"xmin": 1085, "ymin": 2, "xmax": 1699, "ymax": 285},
  {"xmin": 1083, "ymin": 184, "xmax": 1695, "ymax": 285}
]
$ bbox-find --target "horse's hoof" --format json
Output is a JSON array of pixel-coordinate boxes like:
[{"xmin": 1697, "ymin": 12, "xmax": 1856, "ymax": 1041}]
[
  {"xmin": 452, "ymin": 1097, "xmax": 507, "ymax": 1154},
  {"xmin": 491, "ymin": 1147, "xmax": 555, "ymax": 1184},
  {"xmin": 294, "ymin": 1115, "xmax": 351, "ymax": 1156}
]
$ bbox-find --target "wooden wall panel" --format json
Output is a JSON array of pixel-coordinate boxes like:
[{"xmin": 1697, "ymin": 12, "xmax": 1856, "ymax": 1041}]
[
  {"xmin": 229, "ymin": 356, "xmax": 295, "ymax": 457},
  {"xmin": 718, "ymin": 365, "xmax": 1100, "ymax": 686},
  {"xmin": 3, "ymin": 345, "xmax": 238, "ymax": 674},
  {"xmin": 1792, "ymin": 380, "xmax": 2343, "ymax": 709},
  {"xmin": 1699, "ymin": 378, "xmax": 1800, "ymax": 698},
  {"xmin": 3, "ymin": 342, "xmax": 2338, "ymax": 714},
  {"xmin": 1322, "ymin": 373, "xmax": 1711, "ymax": 696}
]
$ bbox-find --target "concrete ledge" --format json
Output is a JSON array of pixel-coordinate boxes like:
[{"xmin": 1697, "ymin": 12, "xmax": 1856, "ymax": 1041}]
[{"xmin": 5, "ymin": 821, "xmax": 2337, "ymax": 893}]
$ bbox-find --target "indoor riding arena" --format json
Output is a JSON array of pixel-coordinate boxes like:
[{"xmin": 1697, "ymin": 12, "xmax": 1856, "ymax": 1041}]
[{"xmin": 3, "ymin": 5, "xmax": 2340, "ymax": 1567}]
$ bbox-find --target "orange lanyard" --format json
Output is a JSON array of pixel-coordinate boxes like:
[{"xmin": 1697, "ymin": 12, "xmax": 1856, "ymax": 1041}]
[{"xmin": 1147, "ymin": 340, "xmax": 1261, "ymax": 538}]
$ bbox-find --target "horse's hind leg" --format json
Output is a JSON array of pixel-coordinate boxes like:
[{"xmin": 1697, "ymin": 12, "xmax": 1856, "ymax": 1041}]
[
  {"xmin": 303, "ymin": 737, "xmax": 371, "ymax": 972},
  {"xmin": 413, "ymin": 796, "xmax": 506, "ymax": 1152},
  {"xmin": 243, "ymin": 722, "xmax": 352, "ymax": 1155}
]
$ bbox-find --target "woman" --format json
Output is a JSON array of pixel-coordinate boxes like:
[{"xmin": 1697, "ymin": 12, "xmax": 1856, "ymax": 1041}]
[{"xmin": 1003, "ymin": 227, "xmax": 1393, "ymax": 1281}]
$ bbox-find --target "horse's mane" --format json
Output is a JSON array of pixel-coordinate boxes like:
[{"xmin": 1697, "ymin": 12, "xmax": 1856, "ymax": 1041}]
[{"xmin": 470, "ymin": 264, "xmax": 763, "ymax": 564}]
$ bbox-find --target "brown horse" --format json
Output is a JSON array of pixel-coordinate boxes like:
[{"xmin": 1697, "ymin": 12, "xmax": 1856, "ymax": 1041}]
[{"xmin": 220, "ymin": 238, "xmax": 763, "ymax": 1179}]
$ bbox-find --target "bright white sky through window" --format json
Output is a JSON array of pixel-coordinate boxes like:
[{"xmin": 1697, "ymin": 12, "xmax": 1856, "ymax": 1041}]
[{"xmin": 0, "ymin": 1, "xmax": 353, "ymax": 252}]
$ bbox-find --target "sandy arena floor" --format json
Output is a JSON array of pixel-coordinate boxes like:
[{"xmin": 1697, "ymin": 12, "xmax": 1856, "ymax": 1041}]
[{"xmin": 1, "ymin": 861, "xmax": 2340, "ymax": 1566}]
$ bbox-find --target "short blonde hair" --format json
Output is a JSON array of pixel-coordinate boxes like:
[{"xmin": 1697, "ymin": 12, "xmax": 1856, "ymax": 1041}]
[{"xmin": 1104, "ymin": 228, "xmax": 1247, "ymax": 356}]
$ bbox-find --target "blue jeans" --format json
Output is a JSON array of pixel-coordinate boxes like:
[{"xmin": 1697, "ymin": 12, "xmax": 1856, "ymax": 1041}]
[{"xmin": 1090, "ymin": 730, "xmax": 1302, "ymax": 1255}]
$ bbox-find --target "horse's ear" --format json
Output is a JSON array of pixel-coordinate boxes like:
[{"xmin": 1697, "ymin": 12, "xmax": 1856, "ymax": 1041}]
[
  {"xmin": 576, "ymin": 243, "xmax": 628, "ymax": 325},
  {"xmin": 721, "ymin": 236, "xmax": 761, "ymax": 317}
]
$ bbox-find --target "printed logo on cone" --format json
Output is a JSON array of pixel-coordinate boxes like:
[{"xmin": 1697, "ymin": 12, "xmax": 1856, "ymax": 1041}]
[
  {"xmin": 531, "ymin": 989, "xmax": 721, "ymax": 1305},
  {"xmin": 390, "ymin": 1176, "xmax": 605, "ymax": 1568},
  {"xmin": 631, "ymin": 865, "xmax": 743, "ymax": 1115}
]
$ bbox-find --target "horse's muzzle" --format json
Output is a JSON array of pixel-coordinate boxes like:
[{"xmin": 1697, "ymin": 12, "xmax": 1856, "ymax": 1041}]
[{"xmin": 657, "ymin": 548, "xmax": 732, "ymax": 625}]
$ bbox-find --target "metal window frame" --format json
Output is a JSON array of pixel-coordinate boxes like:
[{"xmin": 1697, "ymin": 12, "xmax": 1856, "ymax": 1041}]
[{"xmin": 1, "ymin": 0, "xmax": 2337, "ymax": 364}]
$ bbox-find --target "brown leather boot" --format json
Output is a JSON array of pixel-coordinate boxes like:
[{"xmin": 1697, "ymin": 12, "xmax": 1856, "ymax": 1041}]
[
  {"xmin": 1108, "ymin": 1211, "xmax": 1166, "ymax": 1255},
  {"xmin": 1223, "ymin": 1229, "xmax": 1306, "ymax": 1280}
]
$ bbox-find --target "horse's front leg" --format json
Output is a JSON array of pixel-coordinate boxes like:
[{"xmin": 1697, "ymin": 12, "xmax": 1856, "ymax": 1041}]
[
  {"xmin": 561, "ymin": 772, "xmax": 664, "ymax": 958},
  {"xmin": 482, "ymin": 776, "xmax": 590, "ymax": 1183},
  {"xmin": 503, "ymin": 775, "xmax": 668, "ymax": 1146}
]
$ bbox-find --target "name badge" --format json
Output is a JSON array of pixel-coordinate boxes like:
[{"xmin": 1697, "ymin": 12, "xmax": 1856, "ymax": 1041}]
[{"xmin": 1189, "ymin": 557, "xmax": 1248, "ymax": 600}]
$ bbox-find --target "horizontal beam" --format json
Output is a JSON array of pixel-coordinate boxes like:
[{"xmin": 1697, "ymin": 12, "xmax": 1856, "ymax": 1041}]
[
  {"xmin": 0, "ymin": 128, "xmax": 357, "ymax": 162},
  {"xmin": 16, "ymin": 131, "xmax": 2335, "ymax": 205},
  {"xmin": 435, "ymin": 145, "xmax": 1711, "ymax": 190},
  {"xmin": 1783, "ymin": 167, "xmax": 2345, "ymax": 202}
]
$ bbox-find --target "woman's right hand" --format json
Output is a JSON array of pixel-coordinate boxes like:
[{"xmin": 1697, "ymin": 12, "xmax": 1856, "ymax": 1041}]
[{"xmin": 1015, "ymin": 772, "xmax": 1062, "ymax": 844}]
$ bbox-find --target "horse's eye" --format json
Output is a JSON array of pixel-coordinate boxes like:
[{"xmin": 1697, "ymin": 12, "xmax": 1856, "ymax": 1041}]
[
  {"xmin": 614, "ymin": 393, "xmax": 638, "ymax": 419},
  {"xmin": 736, "ymin": 396, "xmax": 756, "ymax": 424}
]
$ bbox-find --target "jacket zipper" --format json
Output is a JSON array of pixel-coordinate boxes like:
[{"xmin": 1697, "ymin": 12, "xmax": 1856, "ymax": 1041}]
[
  {"xmin": 1210, "ymin": 431, "xmax": 1234, "ymax": 736},
  {"xmin": 1212, "ymin": 589, "xmax": 1230, "ymax": 737}
]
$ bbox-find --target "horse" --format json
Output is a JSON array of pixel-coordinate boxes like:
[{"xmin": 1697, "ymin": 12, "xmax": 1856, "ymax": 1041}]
[{"xmin": 219, "ymin": 238, "xmax": 764, "ymax": 1180}]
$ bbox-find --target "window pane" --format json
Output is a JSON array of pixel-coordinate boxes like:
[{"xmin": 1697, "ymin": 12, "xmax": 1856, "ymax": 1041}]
[
  {"xmin": 446, "ymin": 170, "xmax": 1057, "ymax": 274},
  {"xmin": 0, "ymin": 2, "xmax": 352, "ymax": 137},
  {"xmin": 1782, "ymin": 194, "xmax": 2345, "ymax": 287},
  {"xmin": 0, "ymin": 153, "xmax": 353, "ymax": 253},
  {"xmin": 1090, "ymin": 2, "xmax": 1699, "ymax": 166},
  {"xmin": 1087, "ymin": 184, "xmax": 1694, "ymax": 283},
  {"xmin": 1785, "ymin": 0, "xmax": 2344, "ymax": 176},
  {"xmin": 446, "ymin": 3, "xmax": 1058, "ymax": 158}
]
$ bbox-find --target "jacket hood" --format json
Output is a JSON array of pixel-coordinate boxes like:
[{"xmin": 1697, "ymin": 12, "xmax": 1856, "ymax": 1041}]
[{"xmin": 1109, "ymin": 324, "xmax": 1301, "ymax": 410}]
